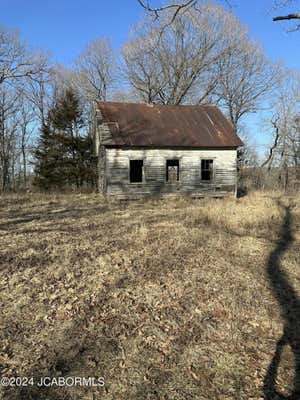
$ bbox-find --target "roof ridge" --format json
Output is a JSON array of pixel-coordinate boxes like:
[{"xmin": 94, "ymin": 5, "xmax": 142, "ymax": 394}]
[{"xmin": 96, "ymin": 101, "xmax": 216, "ymax": 108}]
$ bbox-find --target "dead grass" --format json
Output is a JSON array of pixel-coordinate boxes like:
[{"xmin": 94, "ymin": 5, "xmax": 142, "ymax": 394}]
[{"xmin": 0, "ymin": 191, "xmax": 299, "ymax": 399}]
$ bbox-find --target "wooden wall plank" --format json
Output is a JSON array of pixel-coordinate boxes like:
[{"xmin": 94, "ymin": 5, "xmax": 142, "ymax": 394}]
[{"xmin": 105, "ymin": 148, "xmax": 237, "ymax": 197}]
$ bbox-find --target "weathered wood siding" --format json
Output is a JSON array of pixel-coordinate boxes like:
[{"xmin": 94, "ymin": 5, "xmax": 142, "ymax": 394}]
[
  {"xmin": 104, "ymin": 148, "xmax": 237, "ymax": 198},
  {"xmin": 93, "ymin": 107, "xmax": 114, "ymax": 154},
  {"xmin": 93, "ymin": 106, "xmax": 114, "ymax": 192}
]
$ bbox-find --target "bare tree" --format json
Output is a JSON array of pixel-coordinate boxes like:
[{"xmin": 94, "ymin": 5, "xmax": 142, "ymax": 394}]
[
  {"xmin": 23, "ymin": 68, "xmax": 52, "ymax": 126},
  {"xmin": 0, "ymin": 27, "xmax": 47, "ymax": 86},
  {"xmin": 73, "ymin": 38, "xmax": 116, "ymax": 102},
  {"xmin": 262, "ymin": 73, "xmax": 300, "ymax": 190},
  {"xmin": 123, "ymin": 3, "xmax": 241, "ymax": 105},
  {"xmin": 214, "ymin": 40, "xmax": 281, "ymax": 132},
  {"xmin": 0, "ymin": 27, "xmax": 50, "ymax": 192},
  {"xmin": 0, "ymin": 84, "xmax": 19, "ymax": 191},
  {"xmin": 18, "ymin": 95, "xmax": 34, "ymax": 186}
]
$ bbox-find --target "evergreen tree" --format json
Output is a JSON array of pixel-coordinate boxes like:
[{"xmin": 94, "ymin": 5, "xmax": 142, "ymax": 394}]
[
  {"xmin": 34, "ymin": 88, "xmax": 96, "ymax": 190},
  {"xmin": 33, "ymin": 123, "xmax": 65, "ymax": 189},
  {"xmin": 49, "ymin": 88, "xmax": 84, "ymax": 135}
]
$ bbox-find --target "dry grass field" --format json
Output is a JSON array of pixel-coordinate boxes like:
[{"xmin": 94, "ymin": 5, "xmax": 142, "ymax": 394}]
[{"xmin": 0, "ymin": 191, "xmax": 300, "ymax": 400}]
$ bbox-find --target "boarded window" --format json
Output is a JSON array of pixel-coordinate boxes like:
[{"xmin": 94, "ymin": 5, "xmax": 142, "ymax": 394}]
[
  {"xmin": 201, "ymin": 159, "xmax": 214, "ymax": 181},
  {"xmin": 130, "ymin": 160, "xmax": 143, "ymax": 183},
  {"xmin": 166, "ymin": 159, "xmax": 179, "ymax": 182}
]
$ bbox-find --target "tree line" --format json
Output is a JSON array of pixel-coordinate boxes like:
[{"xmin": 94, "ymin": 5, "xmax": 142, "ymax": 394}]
[{"xmin": 0, "ymin": 1, "xmax": 299, "ymax": 192}]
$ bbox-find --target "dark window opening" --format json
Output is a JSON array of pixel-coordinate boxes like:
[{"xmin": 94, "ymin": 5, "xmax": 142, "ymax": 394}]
[
  {"xmin": 201, "ymin": 159, "xmax": 214, "ymax": 181},
  {"xmin": 129, "ymin": 160, "xmax": 144, "ymax": 183},
  {"xmin": 166, "ymin": 159, "xmax": 179, "ymax": 182}
]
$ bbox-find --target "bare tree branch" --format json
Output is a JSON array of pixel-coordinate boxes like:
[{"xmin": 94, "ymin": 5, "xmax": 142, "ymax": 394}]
[
  {"xmin": 272, "ymin": 0, "xmax": 300, "ymax": 28},
  {"xmin": 137, "ymin": 0, "xmax": 196, "ymax": 20},
  {"xmin": 273, "ymin": 13, "xmax": 300, "ymax": 21},
  {"xmin": 261, "ymin": 116, "xmax": 280, "ymax": 168}
]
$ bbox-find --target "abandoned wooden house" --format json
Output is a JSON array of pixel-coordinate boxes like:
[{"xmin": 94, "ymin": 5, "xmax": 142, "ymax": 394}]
[{"xmin": 91, "ymin": 101, "xmax": 243, "ymax": 198}]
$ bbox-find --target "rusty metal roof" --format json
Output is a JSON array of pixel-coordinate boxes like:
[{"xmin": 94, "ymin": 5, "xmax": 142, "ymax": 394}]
[{"xmin": 96, "ymin": 101, "xmax": 243, "ymax": 148}]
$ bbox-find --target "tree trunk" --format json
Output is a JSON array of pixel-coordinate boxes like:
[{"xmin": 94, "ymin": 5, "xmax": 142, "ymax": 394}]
[
  {"xmin": 97, "ymin": 145, "xmax": 106, "ymax": 194},
  {"xmin": 21, "ymin": 127, "xmax": 27, "ymax": 186}
]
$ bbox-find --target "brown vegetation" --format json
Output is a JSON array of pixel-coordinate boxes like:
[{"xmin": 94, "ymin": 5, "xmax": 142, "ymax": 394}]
[{"xmin": 0, "ymin": 192, "xmax": 300, "ymax": 399}]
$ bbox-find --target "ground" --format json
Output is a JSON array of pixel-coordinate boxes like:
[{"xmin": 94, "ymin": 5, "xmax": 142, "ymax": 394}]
[{"xmin": 0, "ymin": 192, "xmax": 300, "ymax": 400}]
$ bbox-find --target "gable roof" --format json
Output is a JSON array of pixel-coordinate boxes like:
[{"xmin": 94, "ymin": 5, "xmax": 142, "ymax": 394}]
[{"xmin": 96, "ymin": 101, "xmax": 243, "ymax": 148}]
